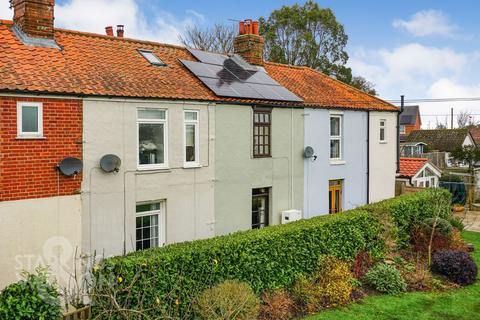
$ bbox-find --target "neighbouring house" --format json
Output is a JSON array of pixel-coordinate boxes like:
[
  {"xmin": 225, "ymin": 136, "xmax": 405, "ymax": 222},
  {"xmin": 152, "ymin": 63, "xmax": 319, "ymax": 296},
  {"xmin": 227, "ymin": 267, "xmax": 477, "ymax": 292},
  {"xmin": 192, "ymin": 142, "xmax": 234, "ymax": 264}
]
[
  {"xmin": 399, "ymin": 105, "xmax": 421, "ymax": 143},
  {"xmin": 396, "ymin": 157, "xmax": 442, "ymax": 195},
  {"xmin": 403, "ymin": 129, "xmax": 475, "ymax": 168},
  {"xmin": 0, "ymin": 1, "xmax": 398, "ymax": 289}
]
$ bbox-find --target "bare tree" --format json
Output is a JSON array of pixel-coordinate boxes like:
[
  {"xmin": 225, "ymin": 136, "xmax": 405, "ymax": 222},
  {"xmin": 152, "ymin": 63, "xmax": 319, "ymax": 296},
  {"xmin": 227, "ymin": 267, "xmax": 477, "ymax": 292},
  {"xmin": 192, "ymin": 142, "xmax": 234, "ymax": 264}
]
[
  {"xmin": 435, "ymin": 116, "xmax": 448, "ymax": 129},
  {"xmin": 179, "ymin": 23, "xmax": 235, "ymax": 54},
  {"xmin": 457, "ymin": 110, "xmax": 472, "ymax": 128}
]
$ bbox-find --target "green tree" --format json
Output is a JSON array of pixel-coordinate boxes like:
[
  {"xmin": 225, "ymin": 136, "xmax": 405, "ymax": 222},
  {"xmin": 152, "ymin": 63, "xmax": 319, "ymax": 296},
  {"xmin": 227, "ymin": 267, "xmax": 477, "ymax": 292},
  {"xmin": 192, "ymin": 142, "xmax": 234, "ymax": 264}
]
[
  {"xmin": 259, "ymin": 1, "xmax": 350, "ymax": 81},
  {"xmin": 350, "ymin": 76, "xmax": 377, "ymax": 96},
  {"xmin": 451, "ymin": 145, "xmax": 480, "ymax": 173}
]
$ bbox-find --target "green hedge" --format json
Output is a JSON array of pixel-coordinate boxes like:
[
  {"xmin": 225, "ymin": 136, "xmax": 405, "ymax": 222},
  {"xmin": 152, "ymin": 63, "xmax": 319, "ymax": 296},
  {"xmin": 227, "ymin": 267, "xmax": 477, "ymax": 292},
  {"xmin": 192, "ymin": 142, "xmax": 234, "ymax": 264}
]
[
  {"xmin": 93, "ymin": 189, "xmax": 452, "ymax": 318},
  {"xmin": 364, "ymin": 188, "xmax": 452, "ymax": 247}
]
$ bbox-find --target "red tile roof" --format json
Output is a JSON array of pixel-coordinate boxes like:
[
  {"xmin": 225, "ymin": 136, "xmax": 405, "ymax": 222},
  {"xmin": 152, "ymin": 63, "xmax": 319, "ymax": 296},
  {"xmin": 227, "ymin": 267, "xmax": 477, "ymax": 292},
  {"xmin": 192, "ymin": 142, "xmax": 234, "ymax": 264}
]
[
  {"xmin": 265, "ymin": 62, "xmax": 396, "ymax": 110},
  {"xmin": 399, "ymin": 157, "xmax": 429, "ymax": 178},
  {"xmin": 0, "ymin": 20, "xmax": 397, "ymax": 111},
  {"xmin": 470, "ymin": 128, "xmax": 480, "ymax": 145}
]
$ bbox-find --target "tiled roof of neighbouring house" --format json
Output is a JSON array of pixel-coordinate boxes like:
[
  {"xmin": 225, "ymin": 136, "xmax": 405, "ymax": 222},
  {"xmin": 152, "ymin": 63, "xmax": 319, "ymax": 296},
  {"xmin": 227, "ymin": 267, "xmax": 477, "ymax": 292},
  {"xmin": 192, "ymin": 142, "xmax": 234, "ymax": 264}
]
[
  {"xmin": 405, "ymin": 129, "xmax": 472, "ymax": 152},
  {"xmin": 469, "ymin": 128, "xmax": 480, "ymax": 145},
  {"xmin": 399, "ymin": 157, "xmax": 429, "ymax": 178},
  {"xmin": 0, "ymin": 20, "xmax": 397, "ymax": 111},
  {"xmin": 399, "ymin": 105, "xmax": 420, "ymax": 125}
]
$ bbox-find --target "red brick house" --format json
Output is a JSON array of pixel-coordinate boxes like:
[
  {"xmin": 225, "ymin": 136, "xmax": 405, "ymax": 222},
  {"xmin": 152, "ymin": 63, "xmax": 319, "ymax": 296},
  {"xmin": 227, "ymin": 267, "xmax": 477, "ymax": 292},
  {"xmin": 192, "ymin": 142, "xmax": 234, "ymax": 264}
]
[{"xmin": 399, "ymin": 105, "xmax": 421, "ymax": 142}]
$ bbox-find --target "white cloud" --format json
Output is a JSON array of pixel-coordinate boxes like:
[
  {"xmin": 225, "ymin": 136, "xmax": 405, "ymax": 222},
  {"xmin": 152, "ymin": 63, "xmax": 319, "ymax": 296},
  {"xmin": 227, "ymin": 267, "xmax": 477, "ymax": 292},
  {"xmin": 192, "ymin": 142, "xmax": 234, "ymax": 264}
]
[
  {"xmin": 0, "ymin": 0, "xmax": 203, "ymax": 45},
  {"xmin": 349, "ymin": 43, "xmax": 469, "ymax": 98},
  {"xmin": 393, "ymin": 10, "xmax": 455, "ymax": 37}
]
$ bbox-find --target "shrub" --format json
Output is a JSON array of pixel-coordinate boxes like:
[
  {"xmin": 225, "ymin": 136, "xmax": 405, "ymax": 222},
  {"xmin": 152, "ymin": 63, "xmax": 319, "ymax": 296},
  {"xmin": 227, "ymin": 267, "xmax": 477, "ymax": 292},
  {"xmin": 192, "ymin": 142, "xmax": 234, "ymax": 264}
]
[
  {"xmin": 195, "ymin": 280, "xmax": 259, "ymax": 320},
  {"xmin": 401, "ymin": 262, "xmax": 434, "ymax": 292},
  {"xmin": 94, "ymin": 210, "xmax": 383, "ymax": 317},
  {"xmin": 410, "ymin": 219, "xmax": 454, "ymax": 255},
  {"xmin": 449, "ymin": 216, "xmax": 465, "ymax": 231},
  {"xmin": 431, "ymin": 250, "xmax": 478, "ymax": 285},
  {"xmin": 421, "ymin": 218, "xmax": 453, "ymax": 235},
  {"xmin": 0, "ymin": 268, "xmax": 61, "ymax": 320},
  {"xmin": 364, "ymin": 263, "xmax": 407, "ymax": 294},
  {"xmin": 353, "ymin": 250, "xmax": 374, "ymax": 279},
  {"xmin": 365, "ymin": 188, "xmax": 452, "ymax": 247},
  {"xmin": 291, "ymin": 256, "xmax": 353, "ymax": 313},
  {"xmin": 259, "ymin": 289, "xmax": 295, "ymax": 320}
]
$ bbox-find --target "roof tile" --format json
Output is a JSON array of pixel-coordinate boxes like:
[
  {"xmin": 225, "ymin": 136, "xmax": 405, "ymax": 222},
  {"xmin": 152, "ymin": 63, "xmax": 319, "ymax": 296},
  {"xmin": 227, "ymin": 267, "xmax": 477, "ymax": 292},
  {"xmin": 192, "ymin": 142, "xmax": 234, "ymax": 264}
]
[{"xmin": 399, "ymin": 157, "xmax": 429, "ymax": 177}]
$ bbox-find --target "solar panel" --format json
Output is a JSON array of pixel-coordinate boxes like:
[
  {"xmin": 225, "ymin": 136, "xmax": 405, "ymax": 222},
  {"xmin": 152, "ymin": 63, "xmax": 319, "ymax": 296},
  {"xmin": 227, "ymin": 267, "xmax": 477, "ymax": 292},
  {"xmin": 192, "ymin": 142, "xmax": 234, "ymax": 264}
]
[{"xmin": 183, "ymin": 48, "xmax": 303, "ymax": 102}]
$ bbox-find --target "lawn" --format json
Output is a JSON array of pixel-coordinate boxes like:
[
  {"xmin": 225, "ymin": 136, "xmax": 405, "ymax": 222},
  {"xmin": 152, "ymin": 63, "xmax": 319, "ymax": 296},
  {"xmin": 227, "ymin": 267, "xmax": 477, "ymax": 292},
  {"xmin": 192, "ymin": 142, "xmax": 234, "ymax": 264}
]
[{"xmin": 306, "ymin": 231, "xmax": 480, "ymax": 320}]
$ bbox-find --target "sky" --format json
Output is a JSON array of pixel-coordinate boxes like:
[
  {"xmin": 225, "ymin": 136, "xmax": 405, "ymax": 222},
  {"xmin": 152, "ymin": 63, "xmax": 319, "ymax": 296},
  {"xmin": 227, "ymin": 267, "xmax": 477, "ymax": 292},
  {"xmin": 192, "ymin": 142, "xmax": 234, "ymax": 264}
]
[{"xmin": 1, "ymin": 0, "xmax": 480, "ymax": 127}]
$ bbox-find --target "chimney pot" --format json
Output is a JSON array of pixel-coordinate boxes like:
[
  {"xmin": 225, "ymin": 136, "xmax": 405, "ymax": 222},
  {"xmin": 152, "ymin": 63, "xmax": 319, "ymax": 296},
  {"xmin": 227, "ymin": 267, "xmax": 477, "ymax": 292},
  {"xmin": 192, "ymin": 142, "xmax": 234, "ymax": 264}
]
[
  {"xmin": 12, "ymin": 0, "xmax": 55, "ymax": 39},
  {"xmin": 105, "ymin": 26, "xmax": 113, "ymax": 37},
  {"xmin": 234, "ymin": 19, "xmax": 264, "ymax": 66},
  {"xmin": 116, "ymin": 25, "xmax": 124, "ymax": 38}
]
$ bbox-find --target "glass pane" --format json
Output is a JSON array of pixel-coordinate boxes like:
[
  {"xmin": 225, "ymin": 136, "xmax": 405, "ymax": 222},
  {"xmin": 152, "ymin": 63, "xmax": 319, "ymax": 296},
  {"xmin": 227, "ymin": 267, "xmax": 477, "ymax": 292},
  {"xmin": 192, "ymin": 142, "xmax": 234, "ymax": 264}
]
[
  {"xmin": 138, "ymin": 109, "xmax": 165, "ymax": 120},
  {"xmin": 330, "ymin": 117, "xmax": 340, "ymax": 136},
  {"xmin": 185, "ymin": 111, "xmax": 197, "ymax": 121},
  {"xmin": 139, "ymin": 123, "xmax": 165, "ymax": 165},
  {"xmin": 335, "ymin": 190, "xmax": 340, "ymax": 212},
  {"xmin": 185, "ymin": 124, "xmax": 196, "ymax": 162},
  {"xmin": 22, "ymin": 106, "xmax": 39, "ymax": 133},
  {"xmin": 330, "ymin": 139, "xmax": 340, "ymax": 159},
  {"xmin": 136, "ymin": 202, "xmax": 161, "ymax": 213},
  {"xmin": 329, "ymin": 191, "xmax": 332, "ymax": 213},
  {"xmin": 380, "ymin": 128, "xmax": 385, "ymax": 141}
]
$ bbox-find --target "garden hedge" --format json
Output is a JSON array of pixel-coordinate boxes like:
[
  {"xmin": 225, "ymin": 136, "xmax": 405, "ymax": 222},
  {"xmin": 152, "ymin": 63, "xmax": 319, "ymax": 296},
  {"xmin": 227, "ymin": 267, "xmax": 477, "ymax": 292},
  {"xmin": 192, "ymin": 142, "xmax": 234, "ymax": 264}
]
[{"xmin": 93, "ymin": 189, "xmax": 452, "ymax": 318}]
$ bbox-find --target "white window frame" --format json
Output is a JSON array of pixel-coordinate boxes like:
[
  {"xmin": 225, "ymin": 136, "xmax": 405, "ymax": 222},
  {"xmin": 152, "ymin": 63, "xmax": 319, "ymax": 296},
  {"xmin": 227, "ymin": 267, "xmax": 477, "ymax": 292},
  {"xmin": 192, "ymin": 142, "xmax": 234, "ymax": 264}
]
[
  {"xmin": 399, "ymin": 125, "xmax": 406, "ymax": 134},
  {"xmin": 183, "ymin": 110, "xmax": 200, "ymax": 167},
  {"xmin": 17, "ymin": 102, "xmax": 43, "ymax": 138},
  {"xmin": 330, "ymin": 115, "xmax": 342, "ymax": 161},
  {"xmin": 135, "ymin": 201, "xmax": 166, "ymax": 251},
  {"xmin": 380, "ymin": 119, "xmax": 387, "ymax": 143},
  {"xmin": 137, "ymin": 108, "xmax": 168, "ymax": 170}
]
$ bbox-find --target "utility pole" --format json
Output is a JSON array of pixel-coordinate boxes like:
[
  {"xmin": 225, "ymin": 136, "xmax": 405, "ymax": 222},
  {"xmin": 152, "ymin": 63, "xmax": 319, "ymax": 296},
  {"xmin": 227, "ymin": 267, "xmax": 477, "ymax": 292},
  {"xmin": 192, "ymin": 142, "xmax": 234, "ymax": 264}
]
[{"xmin": 451, "ymin": 108, "xmax": 454, "ymax": 129}]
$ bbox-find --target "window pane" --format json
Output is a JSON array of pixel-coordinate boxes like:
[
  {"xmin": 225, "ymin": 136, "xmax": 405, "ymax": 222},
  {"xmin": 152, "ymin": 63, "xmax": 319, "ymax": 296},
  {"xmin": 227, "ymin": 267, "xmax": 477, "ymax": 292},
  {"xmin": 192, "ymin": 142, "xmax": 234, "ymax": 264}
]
[
  {"xmin": 22, "ymin": 106, "xmax": 39, "ymax": 133},
  {"xmin": 138, "ymin": 109, "xmax": 165, "ymax": 120},
  {"xmin": 380, "ymin": 128, "xmax": 385, "ymax": 141},
  {"xmin": 185, "ymin": 111, "xmax": 197, "ymax": 121},
  {"xmin": 139, "ymin": 123, "xmax": 165, "ymax": 165},
  {"xmin": 136, "ymin": 202, "xmax": 161, "ymax": 213},
  {"xmin": 136, "ymin": 214, "xmax": 159, "ymax": 251},
  {"xmin": 330, "ymin": 117, "xmax": 340, "ymax": 136},
  {"xmin": 330, "ymin": 139, "xmax": 340, "ymax": 158},
  {"xmin": 185, "ymin": 124, "xmax": 196, "ymax": 162}
]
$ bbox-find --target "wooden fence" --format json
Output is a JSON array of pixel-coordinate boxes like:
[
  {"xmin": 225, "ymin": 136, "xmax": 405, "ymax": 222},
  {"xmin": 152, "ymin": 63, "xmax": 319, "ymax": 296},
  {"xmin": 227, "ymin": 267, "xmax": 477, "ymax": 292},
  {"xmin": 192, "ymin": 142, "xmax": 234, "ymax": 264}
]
[{"xmin": 62, "ymin": 306, "xmax": 91, "ymax": 320}]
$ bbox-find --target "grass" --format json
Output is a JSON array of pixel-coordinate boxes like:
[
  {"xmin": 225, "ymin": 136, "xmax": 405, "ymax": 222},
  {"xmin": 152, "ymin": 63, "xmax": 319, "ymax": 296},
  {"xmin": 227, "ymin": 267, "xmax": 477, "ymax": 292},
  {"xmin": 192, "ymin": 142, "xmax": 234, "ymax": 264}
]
[{"xmin": 305, "ymin": 231, "xmax": 480, "ymax": 320}]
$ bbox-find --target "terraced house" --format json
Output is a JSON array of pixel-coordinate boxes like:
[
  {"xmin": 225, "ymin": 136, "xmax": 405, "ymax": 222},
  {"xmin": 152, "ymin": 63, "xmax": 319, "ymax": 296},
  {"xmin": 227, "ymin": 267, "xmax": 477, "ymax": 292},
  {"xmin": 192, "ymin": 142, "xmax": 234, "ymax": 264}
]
[{"xmin": 0, "ymin": 0, "xmax": 398, "ymax": 288}]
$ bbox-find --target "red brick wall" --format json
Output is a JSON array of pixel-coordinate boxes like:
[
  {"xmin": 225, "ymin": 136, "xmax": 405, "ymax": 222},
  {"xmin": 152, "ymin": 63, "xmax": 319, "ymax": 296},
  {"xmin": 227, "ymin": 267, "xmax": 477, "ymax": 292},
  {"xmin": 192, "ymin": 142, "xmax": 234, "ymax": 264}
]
[{"xmin": 0, "ymin": 96, "xmax": 82, "ymax": 201}]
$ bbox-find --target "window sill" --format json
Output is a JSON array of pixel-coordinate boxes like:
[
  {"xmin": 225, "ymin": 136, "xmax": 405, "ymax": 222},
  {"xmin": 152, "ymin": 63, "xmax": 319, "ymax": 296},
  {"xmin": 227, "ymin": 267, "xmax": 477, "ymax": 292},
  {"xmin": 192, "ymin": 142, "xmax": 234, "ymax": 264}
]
[
  {"xmin": 253, "ymin": 155, "xmax": 272, "ymax": 159},
  {"xmin": 380, "ymin": 141, "xmax": 388, "ymax": 144},
  {"xmin": 330, "ymin": 160, "xmax": 346, "ymax": 166},
  {"xmin": 16, "ymin": 135, "xmax": 46, "ymax": 140},
  {"xmin": 183, "ymin": 163, "xmax": 201, "ymax": 169},
  {"xmin": 137, "ymin": 165, "xmax": 169, "ymax": 172}
]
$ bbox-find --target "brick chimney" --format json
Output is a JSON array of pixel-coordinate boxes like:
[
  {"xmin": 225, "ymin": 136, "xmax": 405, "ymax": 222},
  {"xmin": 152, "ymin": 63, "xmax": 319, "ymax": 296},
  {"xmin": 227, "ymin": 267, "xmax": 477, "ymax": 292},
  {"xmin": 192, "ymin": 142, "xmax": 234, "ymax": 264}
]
[
  {"xmin": 12, "ymin": 0, "xmax": 55, "ymax": 39},
  {"xmin": 233, "ymin": 19, "xmax": 264, "ymax": 66}
]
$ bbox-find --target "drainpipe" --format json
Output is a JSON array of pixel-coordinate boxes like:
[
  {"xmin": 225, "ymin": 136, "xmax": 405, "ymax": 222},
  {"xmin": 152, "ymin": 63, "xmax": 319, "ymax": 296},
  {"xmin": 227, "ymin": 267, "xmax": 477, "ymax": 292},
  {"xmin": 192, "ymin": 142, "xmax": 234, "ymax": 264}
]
[
  {"xmin": 367, "ymin": 110, "xmax": 370, "ymax": 204},
  {"xmin": 396, "ymin": 95, "xmax": 405, "ymax": 173}
]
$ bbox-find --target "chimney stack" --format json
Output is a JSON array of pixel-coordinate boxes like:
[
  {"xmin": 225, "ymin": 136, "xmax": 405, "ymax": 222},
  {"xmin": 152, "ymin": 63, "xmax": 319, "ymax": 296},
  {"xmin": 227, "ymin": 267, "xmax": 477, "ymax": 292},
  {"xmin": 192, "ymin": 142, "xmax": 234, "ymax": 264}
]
[
  {"xmin": 116, "ymin": 25, "xmax": 124, "ymax": 38},
  {"xmin": 233, "ymin": 19, "xmax": 264, "ymax": 66},
  {"xmin": 105, "ymin": 26, "xmax": 114, "ymax": 37},
  {"xmin": 12, "ymin": 0, "xmax": 55, "ymax": 39}
]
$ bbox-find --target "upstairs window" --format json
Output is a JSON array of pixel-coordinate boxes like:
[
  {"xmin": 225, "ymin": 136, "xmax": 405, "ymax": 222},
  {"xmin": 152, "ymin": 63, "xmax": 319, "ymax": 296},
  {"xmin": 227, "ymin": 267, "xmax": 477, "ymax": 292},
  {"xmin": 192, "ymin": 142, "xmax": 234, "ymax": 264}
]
[
  {"xmin": 138, "ymin": 49, "xmax": 166, "ymax": 66},
  {"xmin": 184, "ymin": 110, "xmax": 199, "ymax": 166},
  {"xmin": 330, "ymin": 115, "xmax": 342, "ymax": 160},
  {"xmin": 137, "ymin": 109, "xmax": 168, "ymax": 169},
  {"xmin": 399, "ymin": 125, "xmax": 406, "ymax": 134},
  {"xmin": 380, "ymin": 119, "xmax": 386, "ymax": 142},
  {"xmin": 253, "ymin": 108, "xmax": 272, "ymax": 158},
  {"xmin": 17, "ymin": 102, "xmax": 43, "ymax": 138}
]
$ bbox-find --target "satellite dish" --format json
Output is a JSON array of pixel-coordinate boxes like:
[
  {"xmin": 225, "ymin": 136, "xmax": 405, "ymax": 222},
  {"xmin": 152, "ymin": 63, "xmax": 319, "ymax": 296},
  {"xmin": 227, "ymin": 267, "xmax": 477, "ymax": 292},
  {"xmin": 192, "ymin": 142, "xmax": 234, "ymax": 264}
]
[
  {"xmin": 100, "ymin": 154, "xmax": 121, "ymax": 173},
  {"xmin": 304, "ymin": 146, "xmax": 315, "ymax": 159},
  {"xmin": 58, "ymin": 157, "xmax": 83, "ymax": 176}
]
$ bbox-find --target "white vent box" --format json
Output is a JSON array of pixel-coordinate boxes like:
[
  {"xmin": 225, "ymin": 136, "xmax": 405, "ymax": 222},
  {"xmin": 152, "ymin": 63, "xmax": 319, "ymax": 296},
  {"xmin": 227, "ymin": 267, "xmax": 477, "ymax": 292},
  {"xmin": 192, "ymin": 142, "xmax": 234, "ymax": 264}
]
[{"xmin": 281, "ymin": 209, "xmax": 302, "ymax": 224}]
